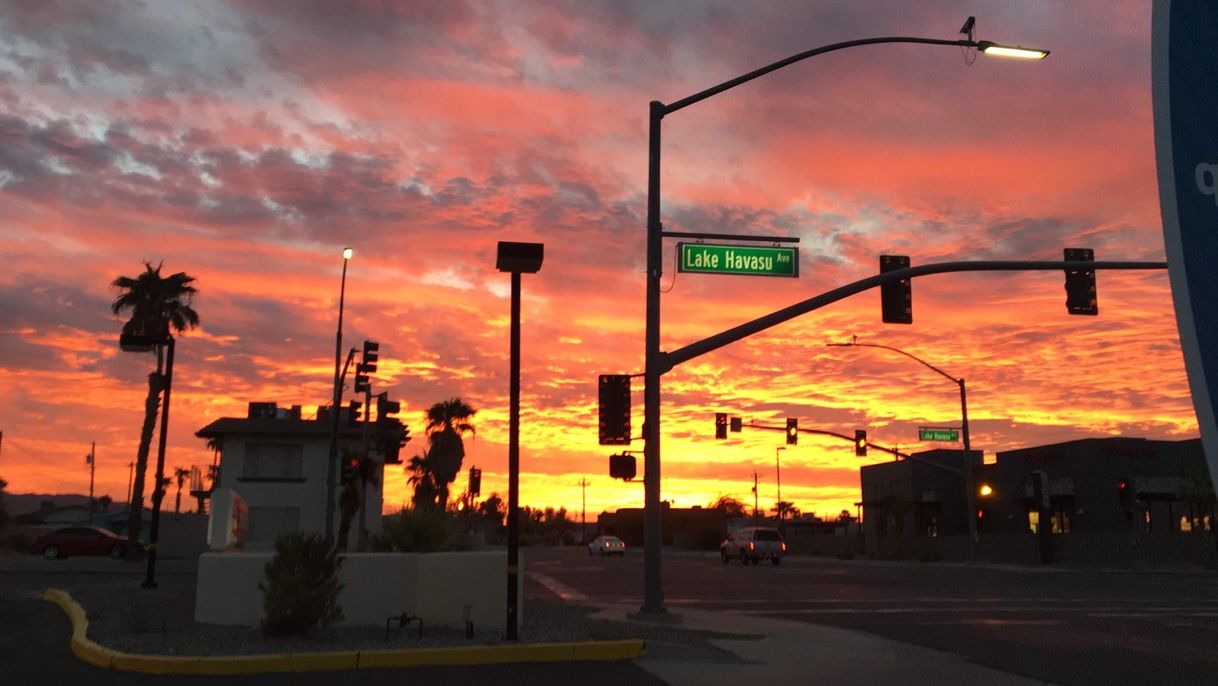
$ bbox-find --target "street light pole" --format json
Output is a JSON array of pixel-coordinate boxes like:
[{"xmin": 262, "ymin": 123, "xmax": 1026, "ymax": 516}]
[
  {"xmin": 325, "ymin": 247, "xmax": 353, "ymax": 542},
  {"xmin": 643, "ymin": 21, "xmax": 1045, "ymax": 613},
  {"xmin": 827, "ymin": 339, "xmax": 978, "ymax": 543},
  {"xmin": 496, "ymin": 241, "xmax": 544, "ymax": 641}
]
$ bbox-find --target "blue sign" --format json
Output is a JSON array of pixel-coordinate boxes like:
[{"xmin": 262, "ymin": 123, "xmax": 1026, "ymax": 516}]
[{"xmin": 1154, "ymin": 1, "xmax": 1218, "ymax": 483}]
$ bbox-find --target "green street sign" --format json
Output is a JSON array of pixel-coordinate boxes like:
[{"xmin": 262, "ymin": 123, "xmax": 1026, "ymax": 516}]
[
  {"xmin": 918, "ymin": 427, "xmax": 959, "ymax": 442},
  {"xmin": 677, "ymin": 243, "xmax": 798, "ymax": 278}
]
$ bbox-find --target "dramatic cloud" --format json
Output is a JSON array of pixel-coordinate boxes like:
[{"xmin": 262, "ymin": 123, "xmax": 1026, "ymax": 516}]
[{"xmin": 0, "ymin": 1, "xmax": 1195, "ymax": 519}]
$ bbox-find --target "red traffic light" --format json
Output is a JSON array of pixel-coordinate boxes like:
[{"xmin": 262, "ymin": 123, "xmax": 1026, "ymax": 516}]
[{"xmin": 1118, "ymin": 479, "xmax": 1128, "ymax": 491}]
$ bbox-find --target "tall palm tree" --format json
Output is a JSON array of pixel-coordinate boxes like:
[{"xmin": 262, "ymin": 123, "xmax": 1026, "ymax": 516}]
[
  {"xmin": 424, "ymin": 398, "xmax": 476, "ymax": 507},
  {"xmin": 111, "ymin": 262, "xmax": 199, "ymax": 548}
]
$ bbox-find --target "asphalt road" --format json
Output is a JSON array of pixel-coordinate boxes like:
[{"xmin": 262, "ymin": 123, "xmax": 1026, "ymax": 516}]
[
  {"xmin": 529, "ymin": 547, "xmax": 1218, "ymax": 686},
  {"xmin": 0, "ymin": 554, "xmax": 663, "ymax": 686}
]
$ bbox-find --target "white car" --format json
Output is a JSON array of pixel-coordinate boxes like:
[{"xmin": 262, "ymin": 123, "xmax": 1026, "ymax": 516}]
[{"xmin": 588, "ymin": 535, "xmax": 626, "ymax": 557}]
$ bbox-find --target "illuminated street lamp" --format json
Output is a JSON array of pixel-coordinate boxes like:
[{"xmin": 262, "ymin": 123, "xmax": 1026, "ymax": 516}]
[
  {"xmin": 325, "ymin": 247, "xmax": 353, "ymax": 541},
  {"xmin": 979, "ymin": 484, "xmax": 994, "ymax": 497},
  {"xmin": 640, "ymin": 17, "xmax": 1047, "ymax": 613}
]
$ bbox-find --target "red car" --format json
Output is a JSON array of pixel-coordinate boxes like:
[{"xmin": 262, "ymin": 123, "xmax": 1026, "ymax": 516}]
[{"xmin": 32, "ymin": 527, "xmax": 141, "ymax": 559}]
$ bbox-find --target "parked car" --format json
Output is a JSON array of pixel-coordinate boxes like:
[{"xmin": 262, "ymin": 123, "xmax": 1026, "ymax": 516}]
[
  {"xmin": 720, "ymin": 526, "xmax": 786, "ymax": 565},
  {"xmin": 32, "ymin": 527, "xmax": 141, "ymax": 560},
  {"xmin": 588, "ymin": 535, "xmax": 626, "ymax": 557}
]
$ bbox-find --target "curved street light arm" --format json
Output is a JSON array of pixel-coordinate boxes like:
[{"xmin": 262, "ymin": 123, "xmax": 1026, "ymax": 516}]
[
  {"xmin": 829, "ymin": 341, "xmax": 960, "ymax": 384},
  {"xmin": 664, "ymin": 37, "xmax": 977, "ymax": 116}
]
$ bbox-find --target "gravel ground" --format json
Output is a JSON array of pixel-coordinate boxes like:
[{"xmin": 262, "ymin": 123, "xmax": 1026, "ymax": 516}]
[{"xmin": 55, "ymin": 570, "xmax": 755, "ymax": 658}]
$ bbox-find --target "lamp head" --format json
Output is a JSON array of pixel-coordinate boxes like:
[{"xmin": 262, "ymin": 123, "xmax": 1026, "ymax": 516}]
[
  {"xmin": 977, "ymin": 40, "xmax": 1049, "ymax": 59},
  {"xmin": 342, "ymin": 247, "xmax": 353, "ymax": 260},
  {"xmin": 496, "ymin": 241, "xmax": 544, "ymax": 273}
]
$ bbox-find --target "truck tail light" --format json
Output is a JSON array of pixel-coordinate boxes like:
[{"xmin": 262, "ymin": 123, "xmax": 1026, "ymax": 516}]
[{"xmin": 749, "ymin": 541, "xmax": 755, "ymax": 551}]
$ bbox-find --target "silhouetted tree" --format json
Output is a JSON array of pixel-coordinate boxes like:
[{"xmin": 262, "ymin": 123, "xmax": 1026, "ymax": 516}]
[
  {"xmin": 477, "ymin": 493, "xmax": 505, "ymax": 528},
  {"xmin": 709, "ymin": 495, "xmax": 748, "ymax": 518},
  {"xmin": 337, "ymin": 452, "xmax": 380, "ymax": 551},
  {"xmin": 424, "ymin": 398, "xmax": 476, "ymax": 506},
  {"xmin": 771, "ymin": 500, "xmax": 800, "ymax": 521},
  {"xmin": 173, "ymin": 467, "xmax": 190, "ymax": 513},
  {"xmin": 98, "ymin": 495, "xmax": 112, "ymax": 512},
  {"xmin": 406, "ymin": 450, "xmax": 442, "ymax": 511},
  {"xmin": 111, "ymin": 262, "xmax": 199, "ymax": 548}
]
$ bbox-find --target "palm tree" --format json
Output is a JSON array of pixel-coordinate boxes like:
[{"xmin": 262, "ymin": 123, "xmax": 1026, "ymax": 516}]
[
  {"xmin": 424, "ymin": 398, "xmax": 476, "ymax": 507},
  {"xmin": 406, "ymin": 450, "xmax": 442, "ymax": 511},
  {"xmin": 173, "ymin": 467, "xmax": 190, "ymax": 513},
  {"xmin": 111, "ymin": 262, "xmax": 199, "ymax": 548}
]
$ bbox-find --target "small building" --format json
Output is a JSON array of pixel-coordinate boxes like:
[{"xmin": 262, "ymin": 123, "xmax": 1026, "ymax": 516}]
[
  {"xmin": 858, "ymin": 437, "xmax": 1214, "ymax": 564},
  {"xmin": 196, "ymin": 401, "xmax": 407, "ymax": 548},
  {"xmin": 597, "ymin": 504, "xmax": 726, "ymax": 549},
  {"xmin": 979, "ymin": 437, "xmax": 1211, "ymax": 536}
]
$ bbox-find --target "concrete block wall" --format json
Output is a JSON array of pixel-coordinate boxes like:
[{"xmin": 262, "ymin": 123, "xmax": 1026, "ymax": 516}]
[{"xmin": 195, "ymin": 550, "xmax": 520, "ymax": 631}]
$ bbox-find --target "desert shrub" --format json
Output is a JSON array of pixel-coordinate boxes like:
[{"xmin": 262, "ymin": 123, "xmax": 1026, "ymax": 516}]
[
  {"xmin": 373, "ymin": 508, "xmax": 453, "ymax": 552},
  {"xmin": 259, "ymin": 532, "xmax": 344, "ymax": 637}
]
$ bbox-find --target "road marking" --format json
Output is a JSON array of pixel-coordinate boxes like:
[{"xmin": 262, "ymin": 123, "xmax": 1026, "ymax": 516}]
[
  {"xmin": 740, "ymin": 606, "xmax": 1218, "ymax": 616},
  {"xmin": 666, "ymin": 597, "xmax": 1218, "ymax": 606},
  {"xmin": 526, "ymin": 571, "xmax": 588, "ymax": 602}
]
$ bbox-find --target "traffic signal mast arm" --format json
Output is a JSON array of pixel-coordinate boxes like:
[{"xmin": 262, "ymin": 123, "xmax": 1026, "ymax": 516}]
[
  {"xmin": 661, "ymin": 259, "xmax": 1165, "ymax": 373},
  {"xmin": 742, "ymin": 421, "xmax": 963, "ymax": 475}
]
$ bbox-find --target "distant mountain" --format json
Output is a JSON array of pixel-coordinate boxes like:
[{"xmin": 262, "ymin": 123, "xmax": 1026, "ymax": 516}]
[{"xmin": 5, "ymin": 493, "xmax": 125, "ymax": 517}]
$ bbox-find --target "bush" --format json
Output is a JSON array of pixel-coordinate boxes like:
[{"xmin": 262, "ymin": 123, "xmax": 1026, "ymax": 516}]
[
  {"xmin": 373, "ymin": 509, "xmax": 453, "ymax": 552},
  {"xmin": 259, "ymin": 532, "xmax": 344, "ymax": 637}
]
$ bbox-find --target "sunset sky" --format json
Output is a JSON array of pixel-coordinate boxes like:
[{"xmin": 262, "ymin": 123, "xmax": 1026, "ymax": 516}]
[{"xmin": 0, "ymin": 1, "xmax": 1195, "ymax": 521}]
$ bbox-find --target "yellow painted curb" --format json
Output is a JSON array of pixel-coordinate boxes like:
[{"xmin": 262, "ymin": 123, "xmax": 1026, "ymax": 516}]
[{"xmin": 42, "ymin": 588, "xmax": 645, "ymax": 675}]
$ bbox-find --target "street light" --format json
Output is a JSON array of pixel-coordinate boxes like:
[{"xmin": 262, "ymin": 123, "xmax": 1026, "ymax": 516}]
[
  {"xmin": 496, "ymin": 240, "xmax": 543, "ymax": 641},
  {"xmin": 827, "ymin": 338, "xmax": 979, "ymax": 544},
  {"xmin": 325, "ymin": 247, "xmax": 353, "ymax": 541},
  {"xmin": 642, "ymin": 18, "xmax": 1047, "ymax": 613}
]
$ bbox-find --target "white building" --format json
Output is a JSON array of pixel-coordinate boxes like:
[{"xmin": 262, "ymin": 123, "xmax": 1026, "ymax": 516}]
[{"xmin": 196, "ymin": 401, "xmax": 406, "ymax": 548}]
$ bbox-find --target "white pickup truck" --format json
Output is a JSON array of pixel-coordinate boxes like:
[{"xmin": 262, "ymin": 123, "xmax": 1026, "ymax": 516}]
[{"xmin": 720, "ymin": 526, "xmax": 787, "ymax": 565}]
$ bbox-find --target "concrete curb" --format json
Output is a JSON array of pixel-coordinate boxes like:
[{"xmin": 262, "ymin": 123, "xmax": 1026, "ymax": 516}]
[{"xmin": 41, "ymin": 588, "xmax": 645, "ymax": 675}]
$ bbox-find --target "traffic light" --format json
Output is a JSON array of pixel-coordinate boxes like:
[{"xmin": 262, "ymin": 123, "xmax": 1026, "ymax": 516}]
[
  {"xmin": 1118, "ymin": 478, "xmax": 1134, "ymax": 520},
  {"xmin": 715, "ymin": 413, "xmax": 728, "ymax": 440},
  {"xmin": 354, "ymin": 362, "xmax": 372, "ymax": 394},
  {"xmin": 377, "ymin": 392, "xmax": 400, "ymax": 421},
  {"xmin": 598, "ymin": 375, "xmax": 631, "ymax": 445},
  {"xmin": 730, "ymin": 416, "xmax": 743, "ymax": 433},
  {"xmin": 609, "ymin": 453, "xmax": 637, "ymax": 481},
  {"xmin": 880, "ymin": 255, "xmax": 913, "ymax": 324},
  {"xmin": 375, "ymin": 393, "xmax": 409, "ymax": 464},
  {"xmin": 469, "ymin": 467, "xmax": 482, "ymax": 497},
  {"xmin": 362, "ymin": 340, "xmax": 379, "ymax": 372},
  {"xmin": 785, "ymin": 418, "xmax": 798, "ymax": 445},
  {"xmin": 854, "ymin": 429, "xmax": 867, "ymax": 456},
  {"xmin": 1064, "ymin": 248, "xmax": 1098, "ymax": 316},
  {"xmin": 347, "ymin": 400, "xmax": 362, "ymax": 427},
  {"xmin": 341, "ymin": 456, "xmax": 359, "ymax": 485}
]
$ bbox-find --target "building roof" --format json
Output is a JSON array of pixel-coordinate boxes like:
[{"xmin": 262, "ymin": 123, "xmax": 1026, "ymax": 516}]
[{"xmin": 196, "ymin": 416, "xmax": 365, "ymax": 439}]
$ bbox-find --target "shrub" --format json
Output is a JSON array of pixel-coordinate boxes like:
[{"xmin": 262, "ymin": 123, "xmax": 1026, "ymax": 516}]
[
  {"xmin": 259, "ymin": 532, "xmax": 344, "ymax": 637},
  {"xmin": 373, "ymin": 508, "xmax": 464, "ymax": 552}
]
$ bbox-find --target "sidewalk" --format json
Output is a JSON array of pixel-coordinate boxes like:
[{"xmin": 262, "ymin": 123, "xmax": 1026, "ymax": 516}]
[{"xmin": 593, "ymin": 603, "xmax": 1052, "ymax": 686}]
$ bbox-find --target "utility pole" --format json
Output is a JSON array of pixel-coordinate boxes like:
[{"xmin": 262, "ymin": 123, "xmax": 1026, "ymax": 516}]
[
  {"xmin": 126, "ymin": 461, "xmax": 134, "ymax": 511},
  {"xmin": 87, "ymin": 442, "xmax": 96, "ymax": 525},
  {"xmin": 752, "ymin": 472, "xmax": 760, "ymax": 521},
  {"xmin": 578, "ymin": 478, "xmax": 590, "ymax": 544}
]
